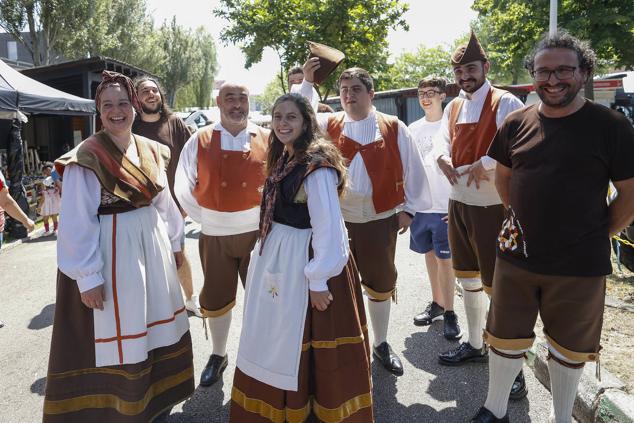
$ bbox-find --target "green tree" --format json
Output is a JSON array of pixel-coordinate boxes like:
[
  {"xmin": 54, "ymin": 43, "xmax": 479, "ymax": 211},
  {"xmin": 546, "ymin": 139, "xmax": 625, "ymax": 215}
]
[
  {"xmin": 214, "ymin": 0, "xmax": 408, "ymax": 100},
  {"xmin": 0, "ymin": 0, "xmax": 90, "ymax": 65},
  {"xmin": 190, "ymin": 27, "xmax": 218, "ymax": 108},
  {"xmin": 472, "ymin": 0, "xmax": 634, "ymax": 93},
  {"xmin": 254, "ymin": 78, "xmax": 285, "ymax": 114},
  {"xmin": 378, "ymin": 45, "xmax": 454, "ymax": 90}
]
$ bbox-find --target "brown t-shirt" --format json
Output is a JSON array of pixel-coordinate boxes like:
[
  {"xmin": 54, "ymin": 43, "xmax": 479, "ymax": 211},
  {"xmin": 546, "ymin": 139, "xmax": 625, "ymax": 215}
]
[
  {"xmin": 132, "ymin": 114, "xmax": 192, "ymax": 210},
  {"xmin": 488, "ymin": 101, "xmax": 634, "ymax": 276}
]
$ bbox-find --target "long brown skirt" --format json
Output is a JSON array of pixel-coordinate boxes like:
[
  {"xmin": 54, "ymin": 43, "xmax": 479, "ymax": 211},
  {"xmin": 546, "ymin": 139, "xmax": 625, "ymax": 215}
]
[
  {"xmin": 42, "ymin": 271, "xmax": 195, "ymax": 423},
  {"xmin": 229, "ymin": 260, "xmax": 374, "ymax": 423}
]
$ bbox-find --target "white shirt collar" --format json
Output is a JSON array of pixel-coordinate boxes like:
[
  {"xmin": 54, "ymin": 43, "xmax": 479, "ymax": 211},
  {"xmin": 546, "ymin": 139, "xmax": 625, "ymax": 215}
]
[
  {"xmin": 214, "ymin": 121, "xmax": 259, "ymax": 137},
  {"xmin": 459, "ymin": 80, "xmax": 491, "ymax": 102},
  {"xmin": 343, "ymin": 106, "xmax": 376, "ymax": 123}
]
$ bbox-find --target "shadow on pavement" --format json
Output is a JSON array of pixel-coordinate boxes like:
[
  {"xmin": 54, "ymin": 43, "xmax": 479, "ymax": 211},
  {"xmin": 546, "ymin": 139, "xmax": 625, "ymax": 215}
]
[
  {"xmin": 166, "ymin": 379, "xmax": 229, "ymax": 422},
  {"xmin": 24, "ymin": 234, "xmax": 57, "ymax": 244},
  {"xmin": 28, "ymin": 303, "xmax": 55, "ymax": 330},
  {"xmin": 30, "ymin": 377, "xmax": 46, "ymax": 396},
  {"xmin": 399, "ymin": 327, "xmax": 531, "ymax": 422}
]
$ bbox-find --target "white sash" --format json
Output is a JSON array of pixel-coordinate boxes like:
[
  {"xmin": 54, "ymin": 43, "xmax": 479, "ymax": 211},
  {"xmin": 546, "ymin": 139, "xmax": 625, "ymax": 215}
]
[{"xmin": 449, "ymin": 166, "xmax": 501, "ymax": 206}]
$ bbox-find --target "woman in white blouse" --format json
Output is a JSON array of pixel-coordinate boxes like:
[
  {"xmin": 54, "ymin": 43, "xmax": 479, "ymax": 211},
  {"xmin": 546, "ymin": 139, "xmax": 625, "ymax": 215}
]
[
  {"xmin": 43, "ymin": 71, "xmax": 193, "ymax": 423},
  {"xmin": 230, "ymin": 93, "xmax": 374, "ymax": 422}
]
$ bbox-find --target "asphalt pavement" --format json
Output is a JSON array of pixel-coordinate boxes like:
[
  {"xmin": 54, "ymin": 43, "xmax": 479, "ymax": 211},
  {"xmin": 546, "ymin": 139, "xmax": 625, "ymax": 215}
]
[{"xmin": 0, "ymin": 220, "xmax": 556, "ymax": 422}]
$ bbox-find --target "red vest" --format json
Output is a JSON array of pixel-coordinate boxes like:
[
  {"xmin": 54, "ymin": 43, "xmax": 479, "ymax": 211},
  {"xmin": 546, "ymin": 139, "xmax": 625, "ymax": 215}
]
[
  {"xmin": 327, "ymin": 112, "xmax": 404, "ymax": 213},
  {"xmin": 193, "ymin": 127, "xmax": 268, "ymax": 212},
  {"xmin": 449, "ymin": 87, "xmax": 506, "ymax": 168}
]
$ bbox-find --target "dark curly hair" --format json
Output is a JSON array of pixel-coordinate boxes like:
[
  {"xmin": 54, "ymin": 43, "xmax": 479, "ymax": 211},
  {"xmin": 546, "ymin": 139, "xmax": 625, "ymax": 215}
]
[
  {"xmin": 525, "ymin": 31, "xmax": 596, "ymax": 75},
  {"xmin": 133, "ymin": 76, "xmax": 173, "ymax": 118}
]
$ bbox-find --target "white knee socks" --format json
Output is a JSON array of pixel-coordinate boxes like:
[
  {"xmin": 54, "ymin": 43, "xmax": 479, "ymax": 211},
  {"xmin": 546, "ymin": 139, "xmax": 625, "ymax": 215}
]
[
  {"xmin": 462, "ymin": 288, "xmax": 487, "ymax": 349},
  {"xmin": 208, "ymin": 310, "xmax": 232, "ymax": 357},
  {"xmin": 367, "ymin": 299, "xmax": 391, "ymax": 347},
  {"xmin": 484, "ymin": 349, "xmax": 526, "ymax": 418},
  {"xmin": 548, "ymin": 353, "xmax": 583, "ymax": 423}
]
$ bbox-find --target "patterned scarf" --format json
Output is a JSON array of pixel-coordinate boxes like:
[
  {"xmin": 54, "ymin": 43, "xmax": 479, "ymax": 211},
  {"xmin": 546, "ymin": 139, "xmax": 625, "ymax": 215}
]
[
  {"xmin": 95, "ymin": 70, "xmax": 142, "ymax": 113},
  {"xmin": 258, "ymin": 152, "xmax": 301, "ymax": 254}
]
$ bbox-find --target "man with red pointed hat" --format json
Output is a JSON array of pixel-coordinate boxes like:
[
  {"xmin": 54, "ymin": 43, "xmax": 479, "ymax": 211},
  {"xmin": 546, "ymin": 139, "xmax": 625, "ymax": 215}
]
[
  {"xmin": 431, "ymin": 31, "xmax": 527, "ymax": 397},
  {"xmin": 296, "ymin": 60, "xmax": 432, "ymax": 376}
]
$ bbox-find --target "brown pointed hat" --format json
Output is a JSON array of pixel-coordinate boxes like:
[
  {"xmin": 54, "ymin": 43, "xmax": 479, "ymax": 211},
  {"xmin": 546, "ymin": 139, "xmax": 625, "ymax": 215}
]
[
  {"xmin": 451, "ymin": 30, "xmax": 488, "ymax": 65},
  {"xmin": 308, "ymin": 41, "xmax": 346, "ymax": 85}
]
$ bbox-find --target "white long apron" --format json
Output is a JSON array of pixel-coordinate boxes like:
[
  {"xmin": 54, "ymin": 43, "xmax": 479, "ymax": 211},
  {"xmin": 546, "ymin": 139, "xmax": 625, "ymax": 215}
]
[
  {"xmin": 93, "ymin": 205, "xmax": 189, "ymax": 367},
  {"xmin": 236, "ymin": 222, "xmax": 312, "ymax": 391}
]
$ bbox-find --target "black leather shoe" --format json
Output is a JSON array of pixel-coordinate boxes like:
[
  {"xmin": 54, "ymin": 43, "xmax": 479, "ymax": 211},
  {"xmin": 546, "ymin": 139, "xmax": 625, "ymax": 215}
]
[
  {"xmin": 471, "ymin": 407, "xmax": 509, "ymax": 422},
  {"xmin": 509, "ymin": 369, "xmax": 528, "ymax": 400},
  {"xmin": 443, "ymin": 311, "xmax": 462, "ymax": 340},
  {"xmin": 413, "ymin": 301, "xmax": 444, "ymax": 326},
  {"xmin": 373, "ymin": 342, "xmax": 404, "ymax": 376},
  {"xmin": 438, "ymin": 342, "xmax": 487, "ymax": 366},
  {"xmin": 200, "ymin": 354, "xmax": 228, "ymax": 387}
]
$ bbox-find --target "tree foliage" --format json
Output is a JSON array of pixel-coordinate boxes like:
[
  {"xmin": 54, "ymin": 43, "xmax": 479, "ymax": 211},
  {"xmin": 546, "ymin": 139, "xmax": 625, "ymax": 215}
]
[
  {"xmin": 214, "ymin": 0, "xmax": 408, "ymax": 99},
  {"xmin": 472, "ymin": 0, "xmax": 634, "ymax": 85},
  {"xmin": 378, "ymin": 45, "xmax": 454, "ymax": 90},
  {"xmin": 254, "ymin": 78, "xmax": 285, "ymax": 114},
  {"xmin": 0, "ymin": 0, "xmax": 88, "ymax": 65}
]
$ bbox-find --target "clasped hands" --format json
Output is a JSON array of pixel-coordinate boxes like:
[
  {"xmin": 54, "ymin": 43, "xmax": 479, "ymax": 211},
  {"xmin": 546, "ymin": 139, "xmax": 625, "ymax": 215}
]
[{"xmin": 437, "ymin": 156, "xmax": 489, "ymax": 189}]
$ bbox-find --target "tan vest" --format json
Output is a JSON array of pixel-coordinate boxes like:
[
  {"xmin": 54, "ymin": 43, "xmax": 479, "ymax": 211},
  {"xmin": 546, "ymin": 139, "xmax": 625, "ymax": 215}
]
[
  {"xmin": 327, "ymin": 112, "xmax": 404, "ymax": 213},
  {"xmin": 193, "ymin": 127, "xmax": 268, "ymax": 212}
]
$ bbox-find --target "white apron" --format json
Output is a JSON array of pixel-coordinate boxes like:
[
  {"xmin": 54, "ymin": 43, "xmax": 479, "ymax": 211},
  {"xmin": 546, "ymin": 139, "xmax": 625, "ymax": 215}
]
[
  {"xmin": 236, "ymin": 222, "xmax": 311, "ymax": 391},
  {"xmin": 449, "ymin": 166, "xmax": 501, "ymax": 207},
  {"xmin": 93, "ymin": 205, "xmax": 189, "ymax": 367}
]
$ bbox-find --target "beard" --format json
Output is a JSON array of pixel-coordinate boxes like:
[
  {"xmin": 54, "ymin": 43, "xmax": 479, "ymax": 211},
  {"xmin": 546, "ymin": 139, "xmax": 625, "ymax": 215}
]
[
  {"xmin": 141, "ymin": 101, "xmax": 162, "ymax": 115},
  {"xmin": 458, "ymin": 77, "xmax": 484, "ymax": 93},
  {"xmin": 536, "ymin": 83, "xmax": 581, "ymax": 108}
]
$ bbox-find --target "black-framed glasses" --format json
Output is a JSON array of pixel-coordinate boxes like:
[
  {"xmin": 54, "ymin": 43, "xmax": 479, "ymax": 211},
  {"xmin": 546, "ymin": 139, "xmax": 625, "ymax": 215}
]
[
  {"xmin": 530, "ymin": 67, "xmax": 577, "ymax": 82},
  {"xmin": 417, "ymin": 90, "xmax": 441, "ymax": 99}
]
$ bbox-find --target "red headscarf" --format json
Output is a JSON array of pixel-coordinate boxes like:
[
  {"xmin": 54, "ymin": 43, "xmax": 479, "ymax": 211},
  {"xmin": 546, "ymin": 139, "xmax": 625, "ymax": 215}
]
[{"xmin": 94, "ymin": 70, "xmax": 142, "ymax": 113}]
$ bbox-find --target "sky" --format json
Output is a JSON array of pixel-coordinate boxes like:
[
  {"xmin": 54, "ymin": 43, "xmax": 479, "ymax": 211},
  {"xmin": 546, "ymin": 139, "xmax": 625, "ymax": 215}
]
[{"xmin": 146, "ymin": 0, "xmax": 478, "ymax": 94}]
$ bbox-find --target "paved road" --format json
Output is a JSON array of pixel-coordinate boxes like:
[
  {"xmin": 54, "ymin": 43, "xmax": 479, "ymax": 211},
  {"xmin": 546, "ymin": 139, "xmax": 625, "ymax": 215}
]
[{"xmin": 0, "ymin": 220, "xmax": 555, "ymax": 422}]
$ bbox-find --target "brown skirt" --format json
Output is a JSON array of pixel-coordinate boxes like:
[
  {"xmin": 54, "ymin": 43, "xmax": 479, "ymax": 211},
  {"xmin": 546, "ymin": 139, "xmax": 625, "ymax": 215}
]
[
  {"xmin": 43, "ymin": 271, "xmax": 195, "ymax": 423},
  {"xmin": 229, "ymin": 260, "xmax": 374, "ymax": 423}
]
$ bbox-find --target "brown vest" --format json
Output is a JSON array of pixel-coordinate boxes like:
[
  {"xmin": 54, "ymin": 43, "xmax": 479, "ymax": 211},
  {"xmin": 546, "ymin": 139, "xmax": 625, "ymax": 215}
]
[
  {"xmin": 55, "ymin": 131, "xmax": 168, "ymax": 212},
  {"xmin": 449, "ymin": 87, "xmax": 506, "ymax": 168},
  {"xmin": 327, "ymin": 112, "xmax": 404, "ymax": 213},
  {"xmin": 193, "ymin": 126, "xmax": 268, "ymax": 212}
]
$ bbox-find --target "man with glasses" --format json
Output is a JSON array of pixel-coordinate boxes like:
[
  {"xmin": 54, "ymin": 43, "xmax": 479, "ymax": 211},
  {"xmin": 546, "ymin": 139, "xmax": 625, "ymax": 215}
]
[
  {"xmin": 432, "ymin": 31, "xmax": 526, "ymax": 397},
  {"xmin": 408, "ymin": 76, "xmax": 461, "ymax": 341},
  {"xmin": 471, "ymin": 31, "xmax": 634, "ymax": 423}
]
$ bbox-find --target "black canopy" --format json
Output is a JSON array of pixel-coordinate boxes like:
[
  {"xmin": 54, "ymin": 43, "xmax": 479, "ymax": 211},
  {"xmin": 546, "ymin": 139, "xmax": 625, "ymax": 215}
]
[{"xmin": 0, "ymin": 58, "xmax": 95, "ymax": 117}]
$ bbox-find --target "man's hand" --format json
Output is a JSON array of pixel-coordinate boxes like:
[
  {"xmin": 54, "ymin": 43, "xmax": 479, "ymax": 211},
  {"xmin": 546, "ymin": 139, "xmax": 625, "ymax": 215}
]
[
  {"xmin": 437, "ymin": 155, "xmax": 459, "ymax": 185},
  {"xmin": 24, "ymin": 218, "xmax": 35, "ymax": 232},
  {"xmin": 302, "ymin": 57, "xmax": 321, "ymax": 84},
  {"xmin": 310, "ymin": 290, "xmax": 333, "ymax": 311},
  {"xmin": 174, "ymin": 251, "xmax": 184, "ymax": 269},
  {"xmin": 460, "ymin": 160, "xmax": 489, "ymax": 189},
  {"xmin": 398, "ymin": 211, "xmax": 413, "ymax": 234},
  {"xmin": 81, "ymin": 285, "xmax": 105, "ymax": 310}
]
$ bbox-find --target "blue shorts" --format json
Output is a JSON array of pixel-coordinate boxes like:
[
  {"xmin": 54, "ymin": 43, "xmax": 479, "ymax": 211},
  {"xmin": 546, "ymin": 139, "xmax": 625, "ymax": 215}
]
[{"xmin": 409, "ymin": 212, "xmax": 451, "ymax": 259}]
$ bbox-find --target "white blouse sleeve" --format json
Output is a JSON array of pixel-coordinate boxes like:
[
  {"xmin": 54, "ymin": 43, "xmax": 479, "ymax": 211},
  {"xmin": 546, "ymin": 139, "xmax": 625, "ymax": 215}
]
[
  {"xmin": 174, "ymin": 132, "xmax": 202, "ymax": 223},
  {"xmin": 152, "ymin": 170, "xmax": 184, "ymax": 252},
  {"xmin": 397, "ymin": 121, "xmax": 432, "ymax": 215},
  {"xmin": 304, "ymin": 167, "xmax": 349, "ymax": 292},
  {"xmin": 56, "ymin": 165, "xmax": 105, "ymax": 293},
  {"xmin": 291, "ymin": 80, "xmax": 320, "ymax": 112}
]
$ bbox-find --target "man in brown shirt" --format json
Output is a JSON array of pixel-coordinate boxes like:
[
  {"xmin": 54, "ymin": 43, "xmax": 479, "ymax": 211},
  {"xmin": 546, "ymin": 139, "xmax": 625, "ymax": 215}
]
[
  {"xmin": 471, "ymin": 32, "xmax": 634, "ymax": 423},
  {"xmin": 132, "ymin": 77, "xmax": 201, "ymax": 318}
]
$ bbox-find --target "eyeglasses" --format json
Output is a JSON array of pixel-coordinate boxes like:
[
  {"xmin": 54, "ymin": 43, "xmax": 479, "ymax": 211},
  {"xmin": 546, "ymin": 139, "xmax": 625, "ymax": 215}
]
[
  {"xmin": 417, "ymin": 90, "xmax": 442, "ymax": 99},
  {"xmin": 530, "ymin": 67, "xmax": 577, "ymax": 82}
]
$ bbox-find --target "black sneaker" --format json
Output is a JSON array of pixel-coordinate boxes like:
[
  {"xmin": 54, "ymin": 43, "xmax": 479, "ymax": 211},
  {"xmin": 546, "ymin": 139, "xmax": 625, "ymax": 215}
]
[
  {"xmin": 509, "ymin": 369, "xmax": 528, "ymax": 400},
  {"xmin": 443, "ymin": 311, "xmax": 462, "ymax": 340},
  {"xmin": 413, "ymin": 301, "xmax": 444, "ymax": 326},
  {"xmin": 471, "ymin": 407, "xmax": 509, "ymax": 422},
  {"xmin": 438, "ymin": 342, "xmax": 488, "ymax": 366}
]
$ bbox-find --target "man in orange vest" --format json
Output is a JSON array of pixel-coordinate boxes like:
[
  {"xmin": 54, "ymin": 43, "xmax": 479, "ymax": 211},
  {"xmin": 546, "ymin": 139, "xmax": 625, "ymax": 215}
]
[
  {"xmin": 296, "ymin": 65, "xmax": 432, "ymax": 376},
  {"xmin": 432, "ymin": 31, "xmax": 526, "ymax": 399},
  {"xmin": 175, "ymin": 82, "xmax": 270, "ymax": 387}
]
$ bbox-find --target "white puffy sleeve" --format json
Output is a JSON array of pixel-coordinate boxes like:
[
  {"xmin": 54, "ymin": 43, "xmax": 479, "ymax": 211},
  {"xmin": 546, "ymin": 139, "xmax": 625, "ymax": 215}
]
[
  {"xmin": 152, "ymin": 169, "xmax": 184, "ymax": 252},
  {"xmin": 174, "ymin": 132, "xmax": 202, "ymax": 223},
  {"xmin": 56, "ymin": 165, "xmax": 104, "ymax": 293},
  {"xmin": 303, "ymin": 167, "xmax": 349, "ymax": 292},
  {"xmin": 290, "ymin": 80, "xmax": 320, "ymax": 112}
]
